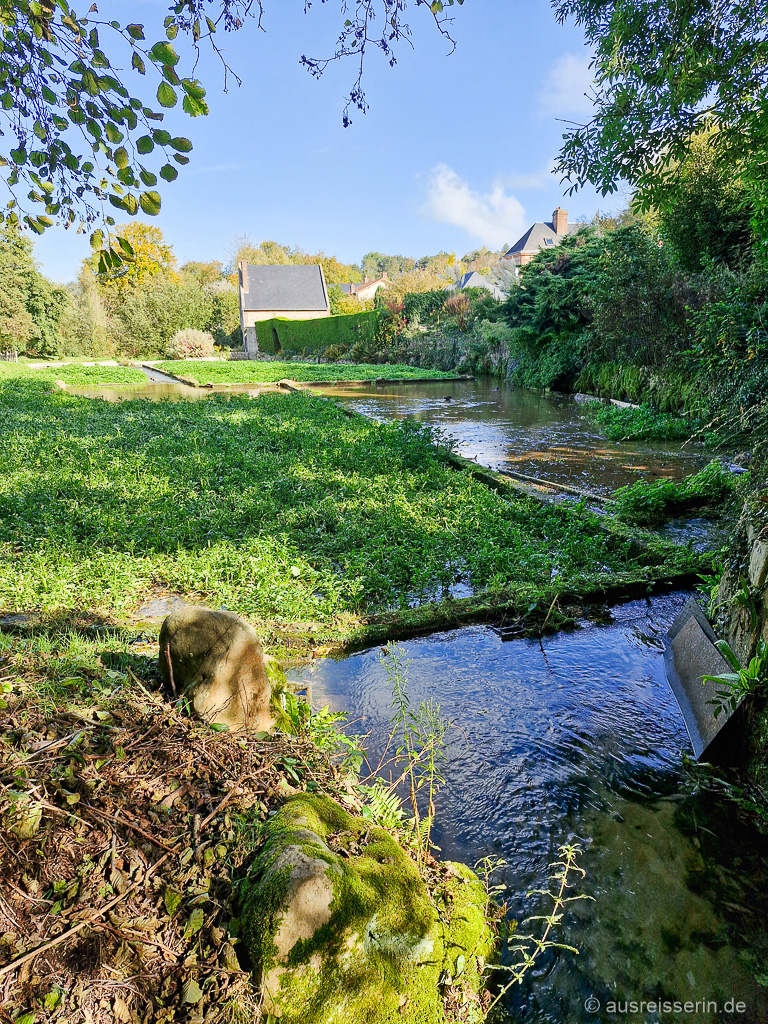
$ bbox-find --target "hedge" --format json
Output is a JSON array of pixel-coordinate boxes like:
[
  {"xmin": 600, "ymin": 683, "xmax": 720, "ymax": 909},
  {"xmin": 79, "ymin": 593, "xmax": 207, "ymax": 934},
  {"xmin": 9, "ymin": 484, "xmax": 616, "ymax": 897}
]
[{"xmin": 254, "ymin": 310, "xmax": 382, "ymax": 355}]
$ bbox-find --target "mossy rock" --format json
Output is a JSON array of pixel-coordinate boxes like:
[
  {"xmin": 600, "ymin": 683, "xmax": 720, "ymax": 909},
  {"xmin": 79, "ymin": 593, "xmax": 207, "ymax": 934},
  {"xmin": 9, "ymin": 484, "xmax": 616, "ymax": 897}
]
[{"xmin": 240, "ymin": 794, "xmax": 494, "ymax": 1024}]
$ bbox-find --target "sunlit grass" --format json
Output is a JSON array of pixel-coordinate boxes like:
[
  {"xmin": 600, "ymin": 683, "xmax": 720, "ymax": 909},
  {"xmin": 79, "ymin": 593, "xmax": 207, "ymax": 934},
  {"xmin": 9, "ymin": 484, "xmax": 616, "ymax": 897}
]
[
  {"xmin": 0, "ymin": 378, "xmax": 700, "ymax": 648},
  {"xmin": 156, "ymin": 360, "xmax": 455, "ymax": 385}
]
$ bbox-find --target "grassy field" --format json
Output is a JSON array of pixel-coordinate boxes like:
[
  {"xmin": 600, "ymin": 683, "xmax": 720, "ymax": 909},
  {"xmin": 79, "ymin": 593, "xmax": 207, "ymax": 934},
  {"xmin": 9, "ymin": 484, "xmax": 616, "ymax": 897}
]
[
  {"xmin": 0, "ymin": 377, "xmax": 701, "ymax": 653},
  {"xmin": 156, "ymin": 360, "xmax": 456, "ymax": 385},
  {"xmin": 0, "ymin": 362, "xmax": 148, "ymax": 385}
]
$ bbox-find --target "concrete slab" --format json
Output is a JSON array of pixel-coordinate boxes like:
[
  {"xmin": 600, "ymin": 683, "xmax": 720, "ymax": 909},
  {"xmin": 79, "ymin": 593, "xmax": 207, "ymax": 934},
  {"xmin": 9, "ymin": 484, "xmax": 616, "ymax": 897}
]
[{"xmin": 663, "ymin": 597, "xmax": 740, "ymax": 759}]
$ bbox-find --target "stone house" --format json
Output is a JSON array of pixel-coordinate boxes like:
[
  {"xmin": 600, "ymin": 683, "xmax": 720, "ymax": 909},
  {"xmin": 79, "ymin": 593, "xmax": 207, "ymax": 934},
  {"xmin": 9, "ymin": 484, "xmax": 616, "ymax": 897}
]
[
  {"xmin": 503, "ymin": 207, "xmax": 581, "ymax": 266},
  {"xmin": 238, "ymin": 263, "xmax": 330, "ymax": 355}
]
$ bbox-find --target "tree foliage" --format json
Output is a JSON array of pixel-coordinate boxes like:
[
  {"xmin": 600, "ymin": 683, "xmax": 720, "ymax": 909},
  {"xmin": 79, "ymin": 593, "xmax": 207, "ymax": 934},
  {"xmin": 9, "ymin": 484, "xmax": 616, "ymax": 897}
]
[
  {"xmin": 552, "ymin": 0, "xmax": 768, "ymax": 213},
  {"xmin": 654, "ymin": 129, "xmax": 755, "ymax": 273},
  {"xmin": 0, "ymin": 223, "xmax": 68, "ymax": 354},
  {"xmin": 0, "ymin": 0, "xmax": 464, "ymax": 258}
]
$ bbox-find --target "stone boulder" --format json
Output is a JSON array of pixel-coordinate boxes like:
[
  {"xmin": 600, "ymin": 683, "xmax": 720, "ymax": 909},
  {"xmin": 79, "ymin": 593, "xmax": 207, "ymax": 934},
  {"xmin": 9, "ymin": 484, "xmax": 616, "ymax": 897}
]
[
  {"xmin": 159, "ymin": 605, "xmax": 273, "ymax": 732},
  {"xmin": 240, "ymin": 793, "xmax": 495, "ymax": 1024}
]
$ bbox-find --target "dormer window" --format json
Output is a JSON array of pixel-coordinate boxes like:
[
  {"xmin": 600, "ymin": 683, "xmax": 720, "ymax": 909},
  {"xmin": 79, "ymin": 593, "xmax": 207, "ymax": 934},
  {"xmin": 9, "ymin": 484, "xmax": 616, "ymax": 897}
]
[{"xmin": 544, "ymin": 238, "xmax": 554, "ymax": 245}]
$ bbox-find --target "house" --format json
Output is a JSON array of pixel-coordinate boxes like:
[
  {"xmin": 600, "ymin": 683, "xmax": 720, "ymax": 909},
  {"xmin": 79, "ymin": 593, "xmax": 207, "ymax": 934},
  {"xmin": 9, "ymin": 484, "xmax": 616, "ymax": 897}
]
[
  {"xmin": 448, "ymin": 271, "xmax": 506, "ymax": 301},
  {"xmin": 238, "ymin": 262, "xmax": 330, "ymax": 355},
  {"xmin": 338, "ymin": 274, "xmax": 389, "ymax": 302},
  {"xmin": 503, "ymin": 207, "xmax": 581, "ymax": 266}
]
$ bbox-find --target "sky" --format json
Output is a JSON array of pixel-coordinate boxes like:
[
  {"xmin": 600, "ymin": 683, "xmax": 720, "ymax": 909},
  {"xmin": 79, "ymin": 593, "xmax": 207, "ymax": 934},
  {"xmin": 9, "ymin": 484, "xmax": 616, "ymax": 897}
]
[{"xmin": 31, "ymin": 0, "xmax": 610, "ymax": 283}]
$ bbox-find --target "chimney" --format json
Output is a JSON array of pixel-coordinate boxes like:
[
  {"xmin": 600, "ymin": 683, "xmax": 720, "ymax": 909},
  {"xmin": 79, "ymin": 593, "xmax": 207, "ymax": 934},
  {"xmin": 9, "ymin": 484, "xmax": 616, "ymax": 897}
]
[
  {"xmin": 239, "ymin": 260, "xmax": 248, "ymax": 291},
  {"xmin": 553, "ymin": 207, "xmax": 568, "ymax": 235},
  {"xmin": 382, "ymin": 272, "xmax": 388, "ymax": 281},
  {"xmin": 364, "ymin": 276, "xmax": 370, "ymax": 283}
]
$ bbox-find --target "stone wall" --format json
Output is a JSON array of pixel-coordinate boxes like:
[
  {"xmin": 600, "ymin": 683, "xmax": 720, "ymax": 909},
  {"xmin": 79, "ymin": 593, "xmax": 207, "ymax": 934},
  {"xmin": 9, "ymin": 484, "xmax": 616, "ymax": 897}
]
[{"xmin": 716, "ymin": 502, "xmax": 768, "ymax": 789}]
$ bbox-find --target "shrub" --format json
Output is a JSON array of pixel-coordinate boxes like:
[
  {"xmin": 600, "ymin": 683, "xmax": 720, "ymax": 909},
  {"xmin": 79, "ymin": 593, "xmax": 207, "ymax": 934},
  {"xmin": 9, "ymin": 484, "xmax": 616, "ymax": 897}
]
[{"xmin": 165, "ymin": 328, "xmax": 215, "ymax": 360}]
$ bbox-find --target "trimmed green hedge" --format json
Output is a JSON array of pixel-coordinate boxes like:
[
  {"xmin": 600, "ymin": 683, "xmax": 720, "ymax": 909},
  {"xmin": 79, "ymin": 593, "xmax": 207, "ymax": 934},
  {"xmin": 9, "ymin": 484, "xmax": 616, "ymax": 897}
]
[{"xmin": 255, "ymin": 311, "xmax": 381, "ymax": 355}]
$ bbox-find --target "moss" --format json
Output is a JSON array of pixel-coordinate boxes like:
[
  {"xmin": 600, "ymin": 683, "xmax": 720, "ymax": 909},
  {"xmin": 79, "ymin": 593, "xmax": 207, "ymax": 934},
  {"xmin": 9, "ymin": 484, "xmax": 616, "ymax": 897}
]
[{"xmin": 239, "ymin": 794, "xmax": 495, "ymax": 1024}]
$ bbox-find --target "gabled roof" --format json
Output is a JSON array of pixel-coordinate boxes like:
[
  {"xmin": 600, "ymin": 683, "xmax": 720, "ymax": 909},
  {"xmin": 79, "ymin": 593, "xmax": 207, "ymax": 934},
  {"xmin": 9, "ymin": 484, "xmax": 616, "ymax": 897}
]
[
  {"xmin": 450, "ymin": 271, "xmax": 506, "ymax": 301},
  {"xmin": 240, "ymin": 264, "xmax": 329, "ymax": 312},
  {"xmin": 505, "ymin": 221, "xmax": 580, "ymax": 257}
]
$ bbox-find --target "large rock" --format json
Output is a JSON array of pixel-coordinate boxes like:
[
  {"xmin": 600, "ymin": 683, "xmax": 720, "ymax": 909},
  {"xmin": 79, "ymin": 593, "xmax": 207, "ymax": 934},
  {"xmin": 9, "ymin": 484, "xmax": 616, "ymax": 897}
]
[
  {"xmin": 159, "ymin": 605, "xmax": 273, "ymax": 731},
  {"xmin": 240, "ymin": 794, "xmax": 495, "ymax": 1024}
]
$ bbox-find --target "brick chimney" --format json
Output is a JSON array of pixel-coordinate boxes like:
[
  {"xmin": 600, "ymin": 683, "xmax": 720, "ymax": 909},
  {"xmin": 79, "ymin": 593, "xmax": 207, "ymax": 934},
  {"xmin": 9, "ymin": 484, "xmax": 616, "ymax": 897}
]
[
  {"xmin": 382, "ymin": 272, "xmax": 388, "ymax": 281},
  {"xmin": 552, "ymin": 207, "xmax": 568, "ymax": 235},
  {"xmin": 239, "ymin": 260, "xmax": 249, "ymax": 292}
]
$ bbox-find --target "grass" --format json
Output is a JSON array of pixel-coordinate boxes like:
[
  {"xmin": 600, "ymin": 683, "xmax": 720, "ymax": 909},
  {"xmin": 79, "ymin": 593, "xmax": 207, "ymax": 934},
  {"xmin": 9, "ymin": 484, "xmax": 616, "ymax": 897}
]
[
  {"xmin": 156, "ymin": 360, "xmax": 456, "ymax": 385},
  {"xmin": 586, "ymin": 402, "xmax": 702, "ymax": 442},
  {"xmin": 0, "ymin": 377, "xmax": 702, "ymax": 654},
  {"xmin": 0, "ymin": 362, "xmax": 148, "ymax": 385}
]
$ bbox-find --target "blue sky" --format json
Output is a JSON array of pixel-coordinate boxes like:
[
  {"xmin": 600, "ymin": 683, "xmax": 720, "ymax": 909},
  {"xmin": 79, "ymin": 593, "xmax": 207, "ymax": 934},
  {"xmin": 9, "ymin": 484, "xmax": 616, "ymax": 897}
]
[{"xmin": 33, "ymin": 0, "xmax": 610, "ymax": 283}]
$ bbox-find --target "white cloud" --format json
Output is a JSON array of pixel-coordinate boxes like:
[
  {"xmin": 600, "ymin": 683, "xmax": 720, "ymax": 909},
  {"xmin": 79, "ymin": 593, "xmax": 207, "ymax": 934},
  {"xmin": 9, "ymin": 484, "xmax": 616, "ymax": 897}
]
[
  {"xmin": 419, "ymin": 165, "xmax": 528, "ymax": 248},
  {"xmin": 538, "ymin": 52, "xmax": 595, "ymax": 118}
]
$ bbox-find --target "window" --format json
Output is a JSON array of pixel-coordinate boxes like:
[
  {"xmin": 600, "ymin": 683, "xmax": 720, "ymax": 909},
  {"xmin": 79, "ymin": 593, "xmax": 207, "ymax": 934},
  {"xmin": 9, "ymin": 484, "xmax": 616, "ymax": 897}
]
[{"xmin": 544, "ymin": 238, "xmax": 554, "ymax": 245}]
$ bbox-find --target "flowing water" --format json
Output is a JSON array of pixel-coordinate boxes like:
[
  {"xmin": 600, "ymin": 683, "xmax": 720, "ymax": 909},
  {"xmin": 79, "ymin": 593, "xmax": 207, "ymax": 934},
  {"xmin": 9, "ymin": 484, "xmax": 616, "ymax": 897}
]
[
  {"xmin": 290, "ymin": 594, "xmax": 768, "ymax": 1023},
  {"xmin": 69, "ymin": 371, "xmax": 761, "ymax": 1016},
  {"xmin": 315, "ymin": 378, "xmax": 707, "ymax": 495}
]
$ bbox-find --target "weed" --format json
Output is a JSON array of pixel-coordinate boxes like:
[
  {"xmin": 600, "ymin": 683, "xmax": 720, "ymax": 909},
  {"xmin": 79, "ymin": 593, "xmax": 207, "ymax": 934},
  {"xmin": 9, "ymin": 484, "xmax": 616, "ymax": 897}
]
[
  {"xmin": 586, "ymin": 402, "xmax": 702, "ymax": 442},
  {"xmin": 156, "ymin": 360, "xmax": 454, "ymax": 385},
  {"xmin": 484, "ymin": 843, "xmax": 590, "ymax": 1016},
  {"xmin": 703, "ymin": 640, "xmax": 768, "ymax": 717},
  {"xmin": 0, "ymin": 378, "xmax": 698, "ymax": 651},
  {"xmin": 611, "ymin": 460, "xmax": 738, "ymax": 525}
]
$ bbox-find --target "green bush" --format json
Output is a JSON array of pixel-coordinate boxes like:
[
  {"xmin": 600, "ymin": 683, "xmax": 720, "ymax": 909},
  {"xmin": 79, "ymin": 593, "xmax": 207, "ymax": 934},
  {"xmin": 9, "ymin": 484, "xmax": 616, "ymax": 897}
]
[{"xmin": 254, "ymin": 311, "xmax": 382, "ymax": 357}]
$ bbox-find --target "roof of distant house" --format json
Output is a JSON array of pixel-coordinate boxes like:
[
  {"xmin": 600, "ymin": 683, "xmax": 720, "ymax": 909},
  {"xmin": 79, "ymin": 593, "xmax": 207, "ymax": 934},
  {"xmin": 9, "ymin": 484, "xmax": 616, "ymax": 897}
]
[
  {"xmin": 450, "ymin": 270, "xmax": 506, "ymax": 301},
  {"xmin": 505, "ymin": 220, "xmax": 581, "ymax": 258},
  {"xmin": 240, "ymin": 264, "xmax": 329, "ymax": 312}
]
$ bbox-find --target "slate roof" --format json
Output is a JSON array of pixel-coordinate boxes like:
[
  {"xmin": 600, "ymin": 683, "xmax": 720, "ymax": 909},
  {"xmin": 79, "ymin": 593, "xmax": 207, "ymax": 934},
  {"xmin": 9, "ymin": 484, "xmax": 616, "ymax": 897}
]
[
  {"xmin": 240, "ymin": 264, "xmax": 329, "ymax": 312},
  {"xmin": 504, "ymin": 220, "xmax": 580, "ymax": 258},
  {"xmin": 450, "ymin": 271, "xmax": 506, "ymax": 301}
]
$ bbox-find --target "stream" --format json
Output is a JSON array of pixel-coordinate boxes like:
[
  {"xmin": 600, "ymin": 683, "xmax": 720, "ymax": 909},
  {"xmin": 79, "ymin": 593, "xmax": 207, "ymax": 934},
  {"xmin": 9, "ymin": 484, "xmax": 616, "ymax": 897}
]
[
  {"xmin": 74, "ymin": 371, "xmax": 764, "ymax": 1017},
  {"xmin": 290, "ymin": 595, "xmax": 768, "ymax": 1024},
  {"xmin": 315, "ymin": 377, "xmax": 707, "ymax": 495}
]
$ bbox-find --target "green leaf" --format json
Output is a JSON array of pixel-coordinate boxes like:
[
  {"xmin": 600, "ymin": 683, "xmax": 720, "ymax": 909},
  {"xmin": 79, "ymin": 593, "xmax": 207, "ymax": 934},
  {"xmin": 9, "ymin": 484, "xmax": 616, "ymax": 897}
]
[
  {"xmin": 152, "ymin": 129, "xmax": 171, "ymax": 145},
  {"xmin": 42, "ymin": 85, "xmax": 56, "ymax": 104},
  {"xmin": 172, "ymin": 153, "xmax": 190, "ymax": 165},
  {"xmin": 149, "ymin": 41, "xmax": 180, "ymax": 66},
  {"xmin": 10, "ymin": 148, "xmax": 26, "ymax": 165},
  {"xmin": 117, "ymin": 236, "xmax": 135, "ymax": 257},
  {"xmin": 114, "ymin": 146, "xmax": 129, "ymax": 169},
  {"xmin": 156, "ymin": 83, "xmax": 177, "ymax": 108},
  {"xmin": 164, "ymin": 887, "xmax": 182, "ymax": 915},
  {"xmin": 139, "ymin": 190, "xmax": 162, "ymax": 215},
  {"xmin": 166, "ymin": 23, "xmax": 178, "ymax": 40},
  {"xmin": 104, "ymin": 122, "xmax": 123, "ymax": 143},
  {"xmin": 183, "ymin": 907, "xmax": 204, "ymax": 939},
  {"xmin": 181, "ymin": 78, "xmax": 206, "ymax": 100},
  {"xmin": 162, "ymin": 64, "xmax": 181, "ymax": 86},
  {"xmin": 126, "ymin": 24, "xmax": 145, "ymax": 40},
  {"xmin": 136, "ymin": 135, "xmax": 154, "ymax": 155},
  {"xmin": 139, "ymin": 169, "xmax": 157, "ymax": 186},
  {"xmin": 170, "ymin": 137, "xmax": 192, "ymax": 152},
  {"xmin": 132, "ymin": 52, "xmax": 145, "ymax": 75},
  {"xmin": 159, "ymin": 163, "xmax": 178, "ymax": 182},
  {"xmin": 182, "ymin": 94, "xmax": 208, "ymax": 117},
  {"xmin": 90, "ymin": 229, "xmax": 103, "ymax": 249}
]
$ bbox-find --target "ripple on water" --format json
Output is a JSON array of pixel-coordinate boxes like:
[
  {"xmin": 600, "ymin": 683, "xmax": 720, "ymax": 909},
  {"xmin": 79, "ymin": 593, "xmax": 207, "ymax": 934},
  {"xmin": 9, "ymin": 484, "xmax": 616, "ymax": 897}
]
[{"xmin": 289, "ymin": 592, "xmax": 768, "ymax": 1023}]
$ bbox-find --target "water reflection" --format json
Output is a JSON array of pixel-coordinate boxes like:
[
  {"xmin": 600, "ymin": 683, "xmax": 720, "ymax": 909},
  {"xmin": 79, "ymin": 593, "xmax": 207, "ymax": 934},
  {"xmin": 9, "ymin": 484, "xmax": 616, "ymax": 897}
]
[
  {"xmin": 316, "ymin": 379, "xmax": 707, "ymax": 494},
  {"xmin": 290, "ymin": 593, "xmax": 768, "ymax": 1023}
]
